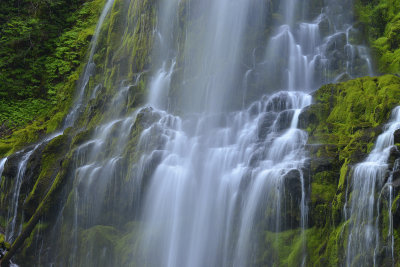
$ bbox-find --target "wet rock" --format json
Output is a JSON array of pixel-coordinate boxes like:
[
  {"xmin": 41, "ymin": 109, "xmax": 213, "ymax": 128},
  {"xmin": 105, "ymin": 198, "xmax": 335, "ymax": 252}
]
[
  {"xmin": 282, "ymin": 169, "xmax": 303, "ymax": 229},
  {"xmin": 265, "ymin": 92, "xmax": 295, "ymax": 112},
  {"xmin": 298, "ymin": 106, "xmax": 318, "ymax": 129},
  {"xmin": 325, "ymin": 32, "xmax": 347, "ymax": 56},
  {"xmin": 20, "ymin": 143, "xmax": 47, "ymax": 192},
  {"xmin": 394, "ymin": 129, "xmax": 400, "ymax": 144},
  {"xmin": 283, "ymin": 169, "xmax": 302, "ymax": 202},
  {"xmin": 275, "ymin": 110, "xmax": 295, "ymax": 132},
  {"xmin": 388, "ymin": 146, "xmax": 400, "ymax": 168},
  {"xmin": 392, "ymin": 189, "xmax": 400, "ymax": 229},
  {"xmin": 257, "ymin": 112, "xmax": 276, "ymax": 139},
  {"xmin": 136, "ymin": 107, "xmax": 162, "ymax": 129},
  {"xmin": 2, "ymin": 152, "xmax": 23, "ymax": 179},
  {"xmin": 335, "ymin": 73, "xmax": 351, "ymax": 83},
  {"xmin": 306, "ymin": 144, "xmax": 338, "ymax": 174},
  {"xmin": 350, "ymin": 149, "xmax": 368, "ymax": 164},
  {"xmin": 310, "ymin": 157, "xmax": 333, "ymax": 174}
]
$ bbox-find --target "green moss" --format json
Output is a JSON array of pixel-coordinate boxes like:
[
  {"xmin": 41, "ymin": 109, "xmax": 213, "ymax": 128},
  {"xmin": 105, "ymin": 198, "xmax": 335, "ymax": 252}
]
[
  {"xmin": 259, "ymin": 229, "xmax": 304, "ymax": 266},
  {"xmin": 355, "ymin": 0, "xmax": 400, "ymax": 74},
  {"xmin": 19, "ymin": 222, "xmax": 49, "ymax": 261},
  {"xmin": 77, "ymin": 225, "xmax": 121, "ymax": 266},
  {"xmin": 311, "ymin": 181, "xmax": 336, "ymax": 204},
  {"xmin": 298, "ymin": 75, "xmax": 400, "ymax": 264},
  {"xmin": 23, "ymin": 134, "xmax": 71, "ymax": 218},
  {"xmin": 0, "ymin": 233, "xmax": 10, "ymax": 250},
  {"xmin": 305, "ymin": 75, "xmax": 400, "ymax": 163}
]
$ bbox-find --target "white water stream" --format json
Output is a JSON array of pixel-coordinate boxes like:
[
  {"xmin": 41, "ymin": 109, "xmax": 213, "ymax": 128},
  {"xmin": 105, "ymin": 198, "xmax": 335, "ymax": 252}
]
[{"xmin": 346, "ymin": 107, "xmax": 400, "ymax": 266}]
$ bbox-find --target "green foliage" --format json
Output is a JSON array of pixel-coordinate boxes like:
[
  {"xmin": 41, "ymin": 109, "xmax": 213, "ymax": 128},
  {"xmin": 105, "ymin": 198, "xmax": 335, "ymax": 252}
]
[
  {"xmin": 304, "ymin": 75, "xmax": 400, "ymax": 161},
  {"xmin": 0, "ymin": 0, "xmax": 106, "ymax": 156},
  {"xmin": 0, "ymin": 99, "xmax": 51, "ymax": 130},
  {"xmin": 355, "ymin": 0, "xmax": 400, "ymax": 73}
]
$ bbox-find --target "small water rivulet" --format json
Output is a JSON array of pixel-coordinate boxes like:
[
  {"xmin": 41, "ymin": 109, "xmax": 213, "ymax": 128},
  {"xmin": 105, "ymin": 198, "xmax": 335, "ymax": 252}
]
[
  {"xmin": 345, "ymin": 107, "xmax": 400, "ymax": 266},
  {"xmin": 2, "ymin": 132, "xmax": 61, "ymax": 244},
  {"xmin": 0, "ymin": 158, "xmax": 6, "ymax": 184}
]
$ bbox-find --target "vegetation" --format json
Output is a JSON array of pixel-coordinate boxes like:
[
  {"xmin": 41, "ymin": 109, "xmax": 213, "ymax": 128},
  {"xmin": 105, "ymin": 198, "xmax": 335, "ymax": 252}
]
[
  {"xmin": 0, "ymin": 0, "xmax": 106, "ymax": 155},
  {"xmin": 355, "ymin": 0, "xmax": 400, "ymax": 74}
]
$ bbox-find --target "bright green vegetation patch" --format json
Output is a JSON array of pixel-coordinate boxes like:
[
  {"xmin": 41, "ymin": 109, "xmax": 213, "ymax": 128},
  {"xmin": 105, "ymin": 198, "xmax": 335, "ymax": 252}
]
[
  {"xmin": 259, "ymin": 229, "xmax": 305, "ymax": 266},
  {"xmin": 0, "ymin": 99, "xmax": 51, "ymax": 131},
  {"xmin": 355, "ymin": 0, "xmax": 400, "ymax": 74},
  {"xmin": 303, "ymin": 75, "xmax": 400, "ymax": 162},
  {"xmin": 0, "ymin": 0, "xmax": 106, "ymax": 156}
]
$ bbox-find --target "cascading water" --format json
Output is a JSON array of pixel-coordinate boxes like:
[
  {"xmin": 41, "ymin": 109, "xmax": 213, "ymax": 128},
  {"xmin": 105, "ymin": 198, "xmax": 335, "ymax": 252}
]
[
  {"xmin": 0, "ymin": 158, "xmax": 6, "ymax": 184},
  {"xmin": 5, "ymin": 149, "xmax": 36, "ymax": 243},
  {"xmin": 138, "ymin": 92, "xmax": 311, "ymax": 267},
  {"xmin": 136, "ymin": 0, "xmax": 371, "ymax": 266},
  {"xmin": 1, "ymin": 0, "xmax": 377, "ymax": 266},
  {"xmin": 259, "ymin": 2, "xmax": 372, "ymax": 93},
  {"xmin": 2, "ymin": 132, "xmax": 61, "ymax": 244},
  {"xmin": 345, "ymin": 107, "xmax": 400, "ymax": 266}
]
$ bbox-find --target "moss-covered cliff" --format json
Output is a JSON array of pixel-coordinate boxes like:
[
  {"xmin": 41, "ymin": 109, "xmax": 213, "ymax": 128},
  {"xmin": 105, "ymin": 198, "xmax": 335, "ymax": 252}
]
[{"xmin": 299, "ymin": 75, "xmax": 400, "ymax": 266}]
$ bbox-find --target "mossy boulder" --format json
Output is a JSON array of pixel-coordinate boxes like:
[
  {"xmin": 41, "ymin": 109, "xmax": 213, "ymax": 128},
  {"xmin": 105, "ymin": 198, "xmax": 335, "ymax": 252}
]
[{"xmin": 23, "ymin": 134, "xmax": 72, "ymax": 218}]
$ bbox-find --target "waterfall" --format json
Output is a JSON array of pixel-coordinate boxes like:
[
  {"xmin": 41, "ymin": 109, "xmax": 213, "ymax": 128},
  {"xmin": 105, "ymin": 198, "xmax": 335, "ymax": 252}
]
[
  {"xmin": 0, "ymin": 0, "xmax": 377, "ymax": 266},
  {"xmin": 137, "ymin": 0, "xmax": 371, "ymax": 266},
  {"xmin": 345, "ymin": 107, "xmax": 400, "ymax": 266},
  {"xmin": 137, "ymin": 92, "xmax": 311, "ymax": 267}
]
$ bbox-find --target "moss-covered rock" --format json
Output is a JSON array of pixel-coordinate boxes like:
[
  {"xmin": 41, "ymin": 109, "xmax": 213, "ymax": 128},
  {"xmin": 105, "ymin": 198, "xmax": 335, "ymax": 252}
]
[
  {"xmin": 355, "ymin": 0, "xmax": 400, "ymax": 74},
  {"xmin": 297, "ymin": 75, "xmax": 400, "ymax": 266},
  {"xmin": 23, "ymin": 134, "xmax": 72, "ymax": 218}
]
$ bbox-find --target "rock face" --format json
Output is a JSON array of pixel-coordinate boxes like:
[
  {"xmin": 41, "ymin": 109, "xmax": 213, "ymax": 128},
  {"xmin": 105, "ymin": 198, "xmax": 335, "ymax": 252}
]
[{"xmin": 298, "ymin": 75, "xmax": 400, "ymax": 266}]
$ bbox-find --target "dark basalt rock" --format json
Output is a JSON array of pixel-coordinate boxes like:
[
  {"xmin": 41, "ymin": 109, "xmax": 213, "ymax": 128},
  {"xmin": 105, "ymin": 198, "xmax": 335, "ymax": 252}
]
[
  {"xmin": 388, "ymin": 147, "xmax": 400, "ymax": 169},
  {"xmin": 140, "ymin": 150, "xmax": 163, "ymax": 190},
  {"xmin": 282, "ymin": 169, "xmax": 303, "ymax": 229},
  {"xmin": 275, "ymin": 110, "xmax": 295, "ymax": 132},
  {"xmin": 306, "ymin": 144, "xmax": 338, "ymax": 173},
  {"xmin": 257, "ymin": 112, "xmax": 276, "ymax": 139},
  {"xmin": 310, "ymin": 157, "xmax": 334, "ymax": 174},
  {"xmin": 298, "ymin": 106, "xmax": 318, "ymax": 130},
  {"xmin": 266, "ymin": 92, "xmax": 296, "ymax": 112},
  {"xmin": 2, "ymin": 151, "xmax": 25, "ymax": 180},
  {"xmin": 283, "ymin": 169, "xmax": 302, "ymax": 203},
  {"xmin": 20, "ymin": 143, "xmax": 47, "ymax": 195},
  {"xmin": 136, "ymin": 107, "xmax": 162, "ymax": 129},
  {"xmin": 392, "ymin": 186, "xmax": 400, "ymax": 228},
  {"xmin": 394, "ymin": 129, "xmax": 400, "ymax": 144}
]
